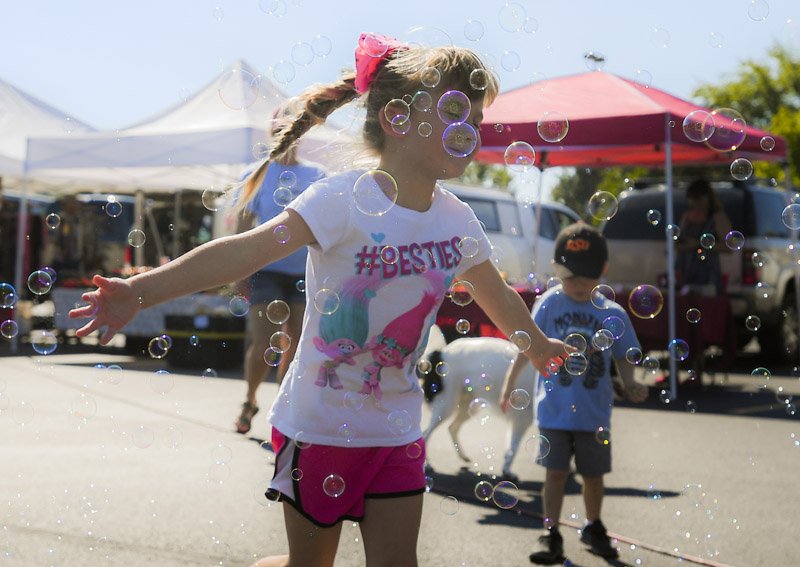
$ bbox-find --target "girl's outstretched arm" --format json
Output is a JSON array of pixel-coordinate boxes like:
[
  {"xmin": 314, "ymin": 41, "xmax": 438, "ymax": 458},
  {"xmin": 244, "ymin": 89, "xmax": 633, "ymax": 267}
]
[
  {"xmin": 459, "ymin": 259, "xmax": 566, "ymax": 374},
  {"xmin": 69, "ymin": 209, "xmax": 315, "ymax": 344}
]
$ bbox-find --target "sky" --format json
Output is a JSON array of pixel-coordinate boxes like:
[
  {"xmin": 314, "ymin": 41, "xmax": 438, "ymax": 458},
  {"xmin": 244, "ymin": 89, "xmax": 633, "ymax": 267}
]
[
  {"xmin": 2, "ymin": 0, "xmax": 799, "ymax": 199},
  {"xmin": 3, "ymin": 0, "xmax": 798, "ymax": 131}
]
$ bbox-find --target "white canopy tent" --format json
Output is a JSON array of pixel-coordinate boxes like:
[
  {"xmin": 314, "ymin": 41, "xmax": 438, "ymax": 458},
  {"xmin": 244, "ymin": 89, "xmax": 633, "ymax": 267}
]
[
  {"xmin": 0, "ymin": 76, "xmax": 94, "ymax": 182},
  {"xmin": 22, "ymin": 59, "xmax": 355, "ymax": 192},
  {"xmin": 11, "ymin": 59, "xmax": 357, "ymax": 351}
]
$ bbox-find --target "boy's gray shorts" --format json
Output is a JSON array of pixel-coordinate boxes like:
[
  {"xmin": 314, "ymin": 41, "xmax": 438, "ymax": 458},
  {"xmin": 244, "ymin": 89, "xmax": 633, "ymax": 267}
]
[{"xmin": 537, "ymin": 428, "xmax": 611, "ymax": 476}]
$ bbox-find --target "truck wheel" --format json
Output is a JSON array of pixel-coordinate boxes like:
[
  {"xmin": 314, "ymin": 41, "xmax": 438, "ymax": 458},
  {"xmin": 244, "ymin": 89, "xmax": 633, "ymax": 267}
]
[{"xmin": 760, "ymin": 291, "xmax": 798, "ymax": 364}]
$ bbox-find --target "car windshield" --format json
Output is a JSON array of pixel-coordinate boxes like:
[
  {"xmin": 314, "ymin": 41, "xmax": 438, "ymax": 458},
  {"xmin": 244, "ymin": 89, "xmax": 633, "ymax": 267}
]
[{"xmin": 750, "ymin": 188, "xmax": 790, "ymax": 238}]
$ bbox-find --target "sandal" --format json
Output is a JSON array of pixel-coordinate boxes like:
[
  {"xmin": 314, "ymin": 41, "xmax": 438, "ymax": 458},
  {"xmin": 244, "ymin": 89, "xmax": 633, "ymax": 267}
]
[{"xmin": 235, "ymin": 402, "xmax": 259, "ymax": 434}]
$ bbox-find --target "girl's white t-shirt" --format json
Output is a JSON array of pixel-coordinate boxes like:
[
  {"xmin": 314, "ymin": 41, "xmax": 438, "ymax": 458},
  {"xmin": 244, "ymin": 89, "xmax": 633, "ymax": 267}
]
[{"xmin": 267, "ymin": 170, "xmax": 491, "ymax": 448}]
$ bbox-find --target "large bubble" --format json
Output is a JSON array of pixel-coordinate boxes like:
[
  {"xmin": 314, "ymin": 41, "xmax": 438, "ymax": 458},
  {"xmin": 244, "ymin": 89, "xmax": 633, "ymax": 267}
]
[
  {"xmin": 628, "ymin": 285, "xmax": 664, "ymax": 319},
  {"xmin": 704, "ymin": 108, "xmax": 747, "ymax": 152},
  {"xmin": 537, "ymin": 111, "xmax": 569, "ymax": 143},
  {"xmin": 436, "ymin": 90, "xmax": 471, "ymax": 125},
  {"xmin": 353, "ymin": 170, "xmax": 398, "ymax": 216},
  {"xmin": 503, "ymin": 141, "xmax": 535, "ymax": 171},
  {"xmin": 682, "ymin": 110, "xmax": 715, "ymax": 142},
  {"xmin": 587, "ymin": 191, "xmax": 619, "ymax": 221},
  {"xmin": 442, "ymin": 123, "xmax": 478, "ymax": 158}
]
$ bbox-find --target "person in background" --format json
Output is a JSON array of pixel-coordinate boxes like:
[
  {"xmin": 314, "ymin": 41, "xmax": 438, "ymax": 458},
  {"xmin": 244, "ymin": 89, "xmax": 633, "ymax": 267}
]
[
  {"xmin": 233, "ymin": 104, "xmax": 326, "ymax": 434},
  {"xmin": 676, "ymin": 178, "xmax": 732, "ymax": 296},
  {"xmin": 70, "ymin": 33, "xmax": 567, "ymax": 567},
  {"xmin": 43, "ymin": 195, "xmax": 83, "ymax": 280},
  {"xmin": 501, "ymin": 223, "xmax": 648, "ymax": 565}
]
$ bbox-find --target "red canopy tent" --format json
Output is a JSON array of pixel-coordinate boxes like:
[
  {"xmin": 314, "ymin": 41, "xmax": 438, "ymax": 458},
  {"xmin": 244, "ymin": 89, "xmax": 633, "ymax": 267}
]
[
  {"xmin": 477, "ymin": 71, "xmax": 787, "ymax": 167},
  {"xmin": 476, "ymin": 71, "xmax": 790, "ymax": 398}
]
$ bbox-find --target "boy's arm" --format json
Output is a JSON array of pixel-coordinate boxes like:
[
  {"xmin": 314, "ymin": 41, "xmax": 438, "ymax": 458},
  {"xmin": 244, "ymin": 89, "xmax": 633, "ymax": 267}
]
[
  {"xmin": 500, "ymin": 353, "xmax": 530, "ymax": 412},
  {"xmin": 459, "ymin": 259, "xmax": 565, "ymax": 374},
  {"xmin": 614, "ymin": 358, "xmax": 648, "ymax": 403}
]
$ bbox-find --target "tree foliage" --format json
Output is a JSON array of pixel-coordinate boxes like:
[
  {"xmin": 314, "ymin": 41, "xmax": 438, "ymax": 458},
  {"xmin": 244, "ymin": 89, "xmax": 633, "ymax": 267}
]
[
  {"xmin": 693, "ymin": 44, "xmax": 800, "ymax": 186},
  {"xmin": 551, "ymin": 167, "xmax": 649, "ymax": 224},
  {"xmin": 457, "ymin": 162, "xmax": 512, "ymax": 190}
]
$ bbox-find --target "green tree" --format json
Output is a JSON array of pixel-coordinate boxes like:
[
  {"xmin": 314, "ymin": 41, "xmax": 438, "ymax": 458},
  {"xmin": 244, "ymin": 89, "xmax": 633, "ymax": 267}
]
[
  {"xmin": 693, "ymin": 44, "xmax": 800, "ymax": 186},
  {"xmin": 457, "ymin": 162, "xmax": 512, "ymax": 190},
  {"xmin": 551, "ymin": 167, "xmax": 648, "ymax": 224}
]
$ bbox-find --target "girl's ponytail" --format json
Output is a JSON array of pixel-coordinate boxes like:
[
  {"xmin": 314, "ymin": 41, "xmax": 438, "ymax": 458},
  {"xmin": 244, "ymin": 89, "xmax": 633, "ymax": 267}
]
[
  {"xmin": 234, "ymin": 72, "xmax": 358, "ymax": 215},
  {"xmin": 236, "ymin": 159, "xmax": 270, "ymax": 214},
  {"xmin": 269, "ymin": 71, "xmax": 358, "ymax": 164}
]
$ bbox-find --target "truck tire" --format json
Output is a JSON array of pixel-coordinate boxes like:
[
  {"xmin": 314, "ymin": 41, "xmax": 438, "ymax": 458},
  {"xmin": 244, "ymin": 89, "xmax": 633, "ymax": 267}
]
[{"xmin": 760, "ymin": 290, "xmax": 798, "ymax": 364}]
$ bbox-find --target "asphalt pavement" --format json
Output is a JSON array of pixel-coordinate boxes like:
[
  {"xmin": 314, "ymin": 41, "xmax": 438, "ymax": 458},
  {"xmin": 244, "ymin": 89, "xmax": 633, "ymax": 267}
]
[{"xmin": 1, "ymin": 346, "xmax": 799, "ymax": 567}]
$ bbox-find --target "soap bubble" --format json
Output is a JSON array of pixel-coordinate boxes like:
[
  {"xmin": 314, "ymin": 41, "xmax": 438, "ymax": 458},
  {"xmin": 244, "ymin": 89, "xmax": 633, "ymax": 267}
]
[
  {"xmin": 628, "ymin": 285, "xmax": 664, "ymax": 319},
  {"xmin": 537, "ymin": 111, "xmax": 569, "ymax": 143},
  {"xmin": 503, "ymin": 141, "xmax": 535, "ymax": 171}
]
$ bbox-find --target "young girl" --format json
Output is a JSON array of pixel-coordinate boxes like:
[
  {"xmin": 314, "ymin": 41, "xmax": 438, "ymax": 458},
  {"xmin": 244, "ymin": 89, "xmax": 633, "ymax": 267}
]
[{"xmin": 70, "ymin": 32, "xmax": 567, "ymax": 567}]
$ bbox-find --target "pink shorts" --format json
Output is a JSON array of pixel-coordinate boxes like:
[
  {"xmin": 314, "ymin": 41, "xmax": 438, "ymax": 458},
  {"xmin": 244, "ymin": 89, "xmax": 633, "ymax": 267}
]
[{"xmin": 266, "ymin": 428, "xmax": 427, "ymax": 527}]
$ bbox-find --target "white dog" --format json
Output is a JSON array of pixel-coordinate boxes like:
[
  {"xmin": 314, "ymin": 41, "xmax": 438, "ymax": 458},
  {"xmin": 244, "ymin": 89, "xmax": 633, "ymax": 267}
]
[{"xmin": 420, "ymin": 326, "xmax": 535, "ymax": 480}]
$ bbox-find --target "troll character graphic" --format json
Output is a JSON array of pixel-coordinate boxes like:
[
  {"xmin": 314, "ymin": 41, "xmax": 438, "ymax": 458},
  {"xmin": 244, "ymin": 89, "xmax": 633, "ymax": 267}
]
[
  {"xmin": 360, "ymin": 276, "xmax": 444, "ymax": 399},
  {"xmin": 312, "ymin": 276, "xmax": 379, "ymax": 389}
]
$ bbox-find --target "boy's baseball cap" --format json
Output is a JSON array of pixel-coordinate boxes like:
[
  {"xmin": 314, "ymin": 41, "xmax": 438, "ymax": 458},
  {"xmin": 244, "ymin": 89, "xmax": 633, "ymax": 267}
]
[{"xmin": 553, "ymin": 222, "xmax": 608, "ymax": 279}]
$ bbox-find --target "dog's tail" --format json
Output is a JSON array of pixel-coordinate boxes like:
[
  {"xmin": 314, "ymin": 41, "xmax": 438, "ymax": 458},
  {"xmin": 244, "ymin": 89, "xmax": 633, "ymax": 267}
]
[{"xmin": 420, "ymin": 349, "xmax": 444, "ymax": 402}]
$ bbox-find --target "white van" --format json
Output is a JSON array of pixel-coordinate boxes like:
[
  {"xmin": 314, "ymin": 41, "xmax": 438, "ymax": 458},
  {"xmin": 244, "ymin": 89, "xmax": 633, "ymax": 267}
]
[{"xmin": 442, "ymin": 182, "xmax": 582, "ymax": 284}]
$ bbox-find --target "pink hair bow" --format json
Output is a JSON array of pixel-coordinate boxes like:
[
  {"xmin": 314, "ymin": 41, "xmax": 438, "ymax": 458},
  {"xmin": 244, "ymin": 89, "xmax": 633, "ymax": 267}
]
[{"xmin": 354, "ymin": 32, "xmax": 409, "ymax": 94}]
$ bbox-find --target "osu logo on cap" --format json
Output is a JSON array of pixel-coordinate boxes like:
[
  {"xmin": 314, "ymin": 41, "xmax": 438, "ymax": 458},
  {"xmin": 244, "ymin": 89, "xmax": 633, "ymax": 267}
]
[{"xmin": 565, "ymin": 237, "xmax": 591, "ymax": 252}]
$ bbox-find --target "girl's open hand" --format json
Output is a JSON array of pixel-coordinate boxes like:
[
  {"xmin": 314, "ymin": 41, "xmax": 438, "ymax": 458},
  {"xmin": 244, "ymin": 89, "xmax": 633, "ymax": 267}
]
[
  {"xmin": 528, "ymin": 337, "xmax": 568, "ymax": 377},
  {"xmin": 68, "ymin": 275, "xmax": 140, "ymax": 345}
]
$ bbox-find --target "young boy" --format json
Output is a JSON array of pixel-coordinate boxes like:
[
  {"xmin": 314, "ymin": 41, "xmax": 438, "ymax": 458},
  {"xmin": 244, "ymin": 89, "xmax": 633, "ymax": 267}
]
[{"xmin": 501, "ymin": 222, "xmax": 648, "ymax": 564}]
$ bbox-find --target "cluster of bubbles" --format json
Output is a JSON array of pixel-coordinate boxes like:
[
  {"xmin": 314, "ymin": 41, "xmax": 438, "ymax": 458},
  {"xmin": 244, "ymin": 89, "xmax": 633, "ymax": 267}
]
[
  {"xmin": 680, "ymin": 106, "xmax": 780, "ymax": 182},
  {"xmin": 473, "ymin": 479, "xmax": 520, "ymax": 509}
]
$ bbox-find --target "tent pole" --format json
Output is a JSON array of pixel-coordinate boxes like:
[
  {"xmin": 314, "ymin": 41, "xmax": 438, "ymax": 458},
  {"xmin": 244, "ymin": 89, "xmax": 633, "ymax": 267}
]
[
  {"xmin": 11, "ymin": 144, "xmax": 31, "ymax": 354},
  {"xmin": 789, "ymin": 162, "xmax": 800, "ymax": 368},
  {"xmin": 172, "ymin": 190, "xmax": 182, "ymax": 260},
  {"xmin": 533, "ymin": 169, "xmax": 544, "ymax": 274},
  {"xmin": 532, "ymin": 153, "xmax": 548, "ymax": 276},
  {"xmin": 134, "ymin": 190, "xmax": 145, "ymax": 267},
  {"xmin": 9, "ymin": 142, "xmax": 36, "ymax": 354},
  {"xmin": 664, "ymin": 117, "xmax": 678, "ymax": 401}
]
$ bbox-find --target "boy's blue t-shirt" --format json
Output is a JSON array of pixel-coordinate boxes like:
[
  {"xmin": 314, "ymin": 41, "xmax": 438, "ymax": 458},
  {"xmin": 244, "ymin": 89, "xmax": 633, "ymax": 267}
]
[
  {"xmin": 533, "ymin": 285, "xmax": 641, "ymax": 432},
  {"xmin": 245, "ymin": 160, "xmax": 326, "ymax": 275}
]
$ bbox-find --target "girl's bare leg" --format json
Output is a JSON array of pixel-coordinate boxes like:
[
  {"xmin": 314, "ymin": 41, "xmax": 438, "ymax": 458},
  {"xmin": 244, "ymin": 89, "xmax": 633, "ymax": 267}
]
[{"xmin": 360, "ymin": 494, "xmax": 423, "ymax": 567}]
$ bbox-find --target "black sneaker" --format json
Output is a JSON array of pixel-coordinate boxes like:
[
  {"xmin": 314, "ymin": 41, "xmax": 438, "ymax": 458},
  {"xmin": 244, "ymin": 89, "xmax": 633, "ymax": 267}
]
[
  {"xmin": 529, "ymin": 528, "xmax": 565, "ymax": 565},
  {"xmin": 579, "ymin": 520, "xmax": 618, "ymax": 558}
]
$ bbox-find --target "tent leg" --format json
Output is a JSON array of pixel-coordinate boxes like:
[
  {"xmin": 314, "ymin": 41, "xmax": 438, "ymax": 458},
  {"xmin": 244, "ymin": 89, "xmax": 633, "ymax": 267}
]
[
  {"xmin": 171, "ymin": 190, "xmax": 182, "ymax": 260},
  {"xmin": 134, "ymin": 191, "xmax": 145, "ymax": 267},
  {"xmin": 10, "ymin": 175, "xmax": 30, "ymax": 354},
  {"xmin": 663, "ymin": 119, "xmax": 678, "ymax": 401},
  {"xmin": 532, "ymin": 167, "xmax": 545, "ymax": 275}
]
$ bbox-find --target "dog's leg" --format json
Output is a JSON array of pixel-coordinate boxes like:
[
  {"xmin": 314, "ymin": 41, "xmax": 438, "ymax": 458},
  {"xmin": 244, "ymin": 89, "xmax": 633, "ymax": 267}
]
[
  {"xmin": 502, "ymin": 405, "xmax": 533, "ymax": 483},
  {"xmin": 422, "ymin": 397, "xmax": 449, "ymax": 472},
  {"xmin": 447, "ymin": 401, "xmax": 473, "ymax": 463}
]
